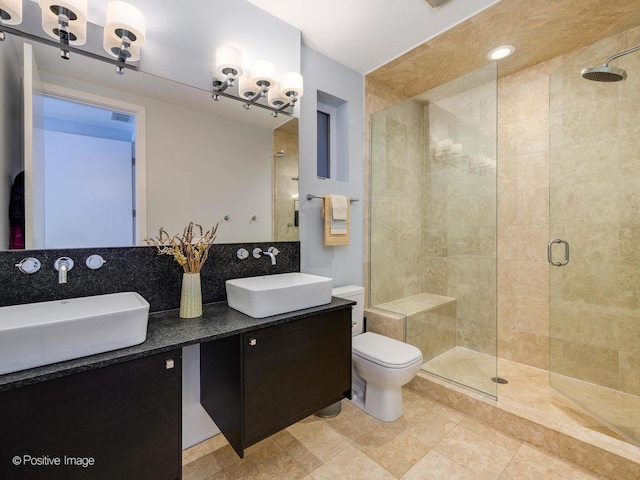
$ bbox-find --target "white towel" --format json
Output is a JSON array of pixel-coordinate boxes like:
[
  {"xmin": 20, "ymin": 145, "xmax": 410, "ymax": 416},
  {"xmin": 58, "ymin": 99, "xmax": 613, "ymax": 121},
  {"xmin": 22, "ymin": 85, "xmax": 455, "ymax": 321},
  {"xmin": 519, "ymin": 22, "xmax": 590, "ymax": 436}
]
[{"xmin": 329, "ymin": 195, "xmax": 348, "ymax": 234}]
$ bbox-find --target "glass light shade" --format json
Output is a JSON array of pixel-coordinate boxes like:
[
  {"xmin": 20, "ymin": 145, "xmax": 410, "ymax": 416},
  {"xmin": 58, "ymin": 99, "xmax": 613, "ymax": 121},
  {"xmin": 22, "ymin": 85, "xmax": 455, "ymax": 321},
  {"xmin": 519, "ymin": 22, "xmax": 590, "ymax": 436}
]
[
  {"xmin": 39, "ymin": 0, "xmax": 87, "ymax": 24},
  {"xmin": 105, "ymin": 1, "xmax": 146, "ymax": 45},
  {"xmin": 239, "ymin": 76, "xmax": 260, "ymax": 99},
  {"xmin": 280, "ymin": 72, "xmax": 304, "ymax": 97},
  {"xmin": 251, "ymin": 60, "xmax": 276, "ymax": 86},
  {"xmin": 216, "ymin": 45, "xmax": 243, "ymax": 78},
  {"xmin": 268, "ymin": 87, "xmax": 288, "ymax": 108},
  {"xmin": 212, "ymin": 71, "xmax": 227, "ymax": 85},
  {"xmin": 103, "ymin": 35, "xmax": 141, "ymax": 61},
  {"xmin": 0, "ymin": 0, "xmax": 23, "ymax": 25},
  {"xmin": 42, "ymin": 16, "xmax": 87, "ymax": 45}
]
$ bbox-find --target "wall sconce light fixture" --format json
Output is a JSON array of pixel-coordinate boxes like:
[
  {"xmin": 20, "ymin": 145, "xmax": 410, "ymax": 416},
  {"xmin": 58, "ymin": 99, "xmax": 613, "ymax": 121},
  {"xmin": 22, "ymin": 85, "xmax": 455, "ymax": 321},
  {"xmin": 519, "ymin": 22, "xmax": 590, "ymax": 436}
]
[
  {"xmin": 103, "ymin": 1, "xmax": 146, "ymax": 74},
  {"xmin": 212, "ymin": 45, "xmax": 304, "ymax": 117},
  {"xmin": 0, "ymin": 0, "xmax": 145, "ymax": 72},
  {"xmin": 0, "ymin": 0, "xmax": 22, "ymax": 41},
  {"xmin": 38, "ymin": 0, "xmax": 88, "ymax": 59}
]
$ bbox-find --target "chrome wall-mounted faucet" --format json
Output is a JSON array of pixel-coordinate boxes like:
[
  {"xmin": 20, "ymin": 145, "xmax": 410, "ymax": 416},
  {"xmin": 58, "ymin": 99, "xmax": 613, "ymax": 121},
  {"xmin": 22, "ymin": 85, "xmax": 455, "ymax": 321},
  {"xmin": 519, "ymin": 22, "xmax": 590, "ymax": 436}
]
[
  {"xmin": 54, "ymin": 257, "xmax": 74, "ymax": 284},
  {"xmin": 252, "ymin": 247, "xmax": 280, "ymax": 265}
]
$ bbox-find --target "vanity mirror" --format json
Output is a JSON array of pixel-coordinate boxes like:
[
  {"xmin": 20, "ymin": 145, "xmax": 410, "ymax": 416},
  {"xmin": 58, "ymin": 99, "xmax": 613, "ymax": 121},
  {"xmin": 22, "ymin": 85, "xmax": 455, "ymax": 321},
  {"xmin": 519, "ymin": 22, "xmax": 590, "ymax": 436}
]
[{"xmin": 0, "ymin": 33, "xmax": 299, "ymax": 250}]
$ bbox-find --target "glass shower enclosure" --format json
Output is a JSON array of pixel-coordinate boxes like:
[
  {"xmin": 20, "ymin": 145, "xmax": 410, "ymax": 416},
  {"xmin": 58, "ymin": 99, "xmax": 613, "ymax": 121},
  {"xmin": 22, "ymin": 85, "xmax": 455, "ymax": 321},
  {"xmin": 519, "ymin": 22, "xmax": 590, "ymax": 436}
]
[
  {"xmin": 548, "ymin": 22, "xmax": 640, "ymax": 445},
  {"xmin": 370, "ymin": 63, "xmax": 498, "ymax": 397}
]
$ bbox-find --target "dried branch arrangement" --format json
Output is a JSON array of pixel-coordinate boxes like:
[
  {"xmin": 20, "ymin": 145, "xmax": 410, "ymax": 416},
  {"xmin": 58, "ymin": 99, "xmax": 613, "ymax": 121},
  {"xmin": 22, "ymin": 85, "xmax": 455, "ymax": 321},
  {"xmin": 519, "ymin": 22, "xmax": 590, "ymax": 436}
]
[{"xmin": 145, "ymin": 222, "xmax": 219, "ymax": 273}]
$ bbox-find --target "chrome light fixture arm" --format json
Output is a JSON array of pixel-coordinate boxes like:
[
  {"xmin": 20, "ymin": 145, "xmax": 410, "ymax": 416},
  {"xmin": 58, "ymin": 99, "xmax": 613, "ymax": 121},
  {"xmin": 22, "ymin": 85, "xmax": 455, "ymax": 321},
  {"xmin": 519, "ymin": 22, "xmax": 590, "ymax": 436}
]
[{"xmin": 0, "ymin": 24, "xmax": 138, "ymax": 72}]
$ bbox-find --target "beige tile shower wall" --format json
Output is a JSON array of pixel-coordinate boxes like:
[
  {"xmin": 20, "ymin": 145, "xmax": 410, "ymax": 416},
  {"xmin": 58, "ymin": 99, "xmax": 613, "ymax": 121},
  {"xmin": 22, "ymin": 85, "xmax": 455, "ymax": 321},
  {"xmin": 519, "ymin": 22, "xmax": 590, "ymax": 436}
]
[
  {"xmin": 364, "ymin": 79, "xmax": 409, "ymax": 308},
  {"xmin": 369, "ymin": 99, "xmax": 427, "ymax": 306},
  {"xmin": 497, "ymin": 57, "xmax": 558, "ymax": 370},
  {"xmin": 426, "ymin": 80, "xmax": 497, "ymax": 356},
  {"xmin": 273, "ymin": 128, "xmax": 299, "ymax": 242},
  {"xmin": 547, "ymin": 26, "xmax": 640, "ymax": 396}
]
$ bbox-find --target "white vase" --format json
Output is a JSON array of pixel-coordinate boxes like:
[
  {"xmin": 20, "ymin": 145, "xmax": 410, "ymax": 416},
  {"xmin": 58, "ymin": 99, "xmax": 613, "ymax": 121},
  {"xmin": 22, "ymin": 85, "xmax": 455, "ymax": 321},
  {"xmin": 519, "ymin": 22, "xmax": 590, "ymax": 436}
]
[{"xmin": 180, "ymin": 272, "xmax": 202, "ymax": 318}]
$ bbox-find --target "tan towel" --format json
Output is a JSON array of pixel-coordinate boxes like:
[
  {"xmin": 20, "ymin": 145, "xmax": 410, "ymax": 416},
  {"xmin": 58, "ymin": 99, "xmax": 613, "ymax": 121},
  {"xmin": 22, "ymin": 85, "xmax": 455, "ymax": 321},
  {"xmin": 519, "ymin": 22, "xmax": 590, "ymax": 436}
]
[
  {"xmin": 322, "ymin": 196, "xmax": 350, "ymax": 246},
  {"xmin": 329, "ymin": 194, "xmax": 348, "ymax": 233}
]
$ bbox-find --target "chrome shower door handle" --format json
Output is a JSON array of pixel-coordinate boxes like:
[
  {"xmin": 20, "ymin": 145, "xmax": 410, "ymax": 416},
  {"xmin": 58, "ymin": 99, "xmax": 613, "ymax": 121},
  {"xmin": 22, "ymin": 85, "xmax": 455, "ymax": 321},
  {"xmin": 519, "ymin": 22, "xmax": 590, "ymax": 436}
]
[{"xmin": 548, "ymin": 239, "xmax": 570, "ymax": 267}]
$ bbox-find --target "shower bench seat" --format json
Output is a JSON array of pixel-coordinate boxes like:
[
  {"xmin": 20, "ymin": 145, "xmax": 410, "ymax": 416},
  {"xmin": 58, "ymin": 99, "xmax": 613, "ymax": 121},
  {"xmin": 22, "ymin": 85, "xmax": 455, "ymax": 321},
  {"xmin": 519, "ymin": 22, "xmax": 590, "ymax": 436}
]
[{"xmin": 366, "ymin": 293, "xmax": 457, "ymax": 363}]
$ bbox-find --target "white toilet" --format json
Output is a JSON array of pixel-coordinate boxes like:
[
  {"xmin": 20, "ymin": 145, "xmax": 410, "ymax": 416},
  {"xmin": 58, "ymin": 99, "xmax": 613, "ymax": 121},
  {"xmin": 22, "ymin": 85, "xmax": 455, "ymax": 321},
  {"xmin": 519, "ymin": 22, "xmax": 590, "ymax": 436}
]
[{"xmin": 333, "ymin": 286, "xmax": 423, "ymax": 422}]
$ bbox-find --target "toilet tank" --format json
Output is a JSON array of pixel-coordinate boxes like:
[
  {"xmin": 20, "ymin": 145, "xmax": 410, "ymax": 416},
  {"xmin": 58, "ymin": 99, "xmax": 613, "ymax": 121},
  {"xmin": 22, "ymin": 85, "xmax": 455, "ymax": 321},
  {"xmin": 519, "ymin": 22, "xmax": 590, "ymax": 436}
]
[{"xmin": 332, "ymin": 285, "xmax": 365, "ymax": 336}]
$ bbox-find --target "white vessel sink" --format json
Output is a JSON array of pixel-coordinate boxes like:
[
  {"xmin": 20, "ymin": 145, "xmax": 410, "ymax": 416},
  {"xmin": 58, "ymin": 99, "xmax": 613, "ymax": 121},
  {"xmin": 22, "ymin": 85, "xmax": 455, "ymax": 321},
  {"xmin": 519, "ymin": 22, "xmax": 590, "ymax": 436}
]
[
  {"xmin": 0, "ymin": 292, "xmax": 150, "ymax": 375},
  {"xmin": 226, "ymin": 272, "xmax": 333, "ymax": 318}
]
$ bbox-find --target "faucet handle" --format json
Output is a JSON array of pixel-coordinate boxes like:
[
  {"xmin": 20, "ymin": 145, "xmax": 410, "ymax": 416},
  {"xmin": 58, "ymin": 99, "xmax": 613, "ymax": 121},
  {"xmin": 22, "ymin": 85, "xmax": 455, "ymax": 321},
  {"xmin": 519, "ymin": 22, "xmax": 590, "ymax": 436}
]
[
  {"xmin": 15, "ymin": 257, "xmax": 42, "ymax": 274},
  {"xmin": 252, "ymin": 248, "xmax": 263, "ymax": 259},
  {"xmin": 86, "ymin": 254, "xmax": 106, "ymax": 270},
  {"xmin": 267, "ymin": 247, "xmax": 280, "ymax": 256}
]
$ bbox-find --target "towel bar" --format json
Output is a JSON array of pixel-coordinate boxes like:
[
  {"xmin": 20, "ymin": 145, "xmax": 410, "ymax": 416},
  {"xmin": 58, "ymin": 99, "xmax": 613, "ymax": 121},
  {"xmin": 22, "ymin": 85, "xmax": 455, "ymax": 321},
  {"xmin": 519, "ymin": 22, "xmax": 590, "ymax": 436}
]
[{"xmin": 306, "ymin": 194, "xmax": 359, "ymax": 203}]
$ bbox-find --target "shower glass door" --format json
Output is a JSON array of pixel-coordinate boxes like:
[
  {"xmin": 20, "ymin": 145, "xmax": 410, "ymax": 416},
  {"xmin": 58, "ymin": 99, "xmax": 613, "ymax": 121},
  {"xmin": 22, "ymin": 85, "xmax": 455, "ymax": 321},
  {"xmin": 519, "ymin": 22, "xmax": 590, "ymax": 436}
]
[
  {"xmin": 370, "ymin": 63, "xmax": 498, "ymax": 398},
  {"xmin": 549, "ymin": 24, "xmax": 640, "ymax": 445}
]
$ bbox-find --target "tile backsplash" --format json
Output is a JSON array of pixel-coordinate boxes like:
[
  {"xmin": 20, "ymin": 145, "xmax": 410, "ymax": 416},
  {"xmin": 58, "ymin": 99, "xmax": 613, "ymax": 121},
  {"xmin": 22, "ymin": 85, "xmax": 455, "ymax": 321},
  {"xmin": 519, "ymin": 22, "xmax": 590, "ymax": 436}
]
[{"xmin": 1, "ymin": 242, "xmax": 300, "ymax": 312}]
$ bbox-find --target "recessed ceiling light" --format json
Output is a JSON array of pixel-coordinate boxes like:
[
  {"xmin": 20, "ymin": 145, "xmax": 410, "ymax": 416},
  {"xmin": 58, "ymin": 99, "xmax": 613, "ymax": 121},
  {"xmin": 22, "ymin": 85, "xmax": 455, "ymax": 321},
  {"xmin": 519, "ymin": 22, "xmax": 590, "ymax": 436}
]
[{"xmin": 487, "ymin": 45, "xmax": 515, "ymax": 61}]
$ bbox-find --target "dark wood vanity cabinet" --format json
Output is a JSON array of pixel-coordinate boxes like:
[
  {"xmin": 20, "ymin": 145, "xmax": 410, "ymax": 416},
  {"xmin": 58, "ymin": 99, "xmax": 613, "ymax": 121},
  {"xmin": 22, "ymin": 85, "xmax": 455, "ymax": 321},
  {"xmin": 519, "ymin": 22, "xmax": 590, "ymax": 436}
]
[
  {"xmin": 0, "ymin": 351, "xmax": 182, "ymax": 480},
  {"xmin": 201, "ymin": 307, "xmax": 352, "ymax": 457}
]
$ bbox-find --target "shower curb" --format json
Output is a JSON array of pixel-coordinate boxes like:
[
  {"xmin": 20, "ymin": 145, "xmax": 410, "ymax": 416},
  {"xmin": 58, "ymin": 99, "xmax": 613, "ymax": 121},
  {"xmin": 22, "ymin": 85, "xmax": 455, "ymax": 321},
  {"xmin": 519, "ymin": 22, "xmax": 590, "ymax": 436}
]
[{"xmin": 407, "ymin": 371, "xmax": 640, "ymax": 480}]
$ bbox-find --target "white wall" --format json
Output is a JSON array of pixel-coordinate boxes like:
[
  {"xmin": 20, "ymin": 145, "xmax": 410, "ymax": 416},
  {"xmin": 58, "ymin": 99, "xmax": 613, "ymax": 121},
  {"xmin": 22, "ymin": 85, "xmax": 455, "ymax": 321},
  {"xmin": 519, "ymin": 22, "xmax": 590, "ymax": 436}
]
[
  {"xmin": 43, "ymin": 131, "xmax": 134, "ymax": 248},
  {"xmin": 298, "ymin": 46, "xmax": 364, "ymax": 287},
  {"xmin": 0, "ymin": 37, "xmax": 23, "ymax": 249}
]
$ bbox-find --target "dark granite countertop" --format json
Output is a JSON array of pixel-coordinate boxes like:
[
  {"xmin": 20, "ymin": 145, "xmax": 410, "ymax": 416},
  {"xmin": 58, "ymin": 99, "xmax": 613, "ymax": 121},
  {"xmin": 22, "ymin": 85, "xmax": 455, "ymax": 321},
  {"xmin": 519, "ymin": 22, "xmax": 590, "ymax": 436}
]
[{"xmin": 0, "ymin": 297, "xmax": 355, "ymax": 392}]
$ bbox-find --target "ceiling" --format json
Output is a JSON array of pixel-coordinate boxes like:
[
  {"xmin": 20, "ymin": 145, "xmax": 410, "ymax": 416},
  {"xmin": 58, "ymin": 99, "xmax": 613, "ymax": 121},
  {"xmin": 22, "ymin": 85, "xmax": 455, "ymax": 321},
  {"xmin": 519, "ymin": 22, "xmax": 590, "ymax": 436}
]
[
  {"xmin": 246, "ymin": 0, "xmax": 500, "ymax": 74},
  {"xmin": 367, "ymin": 0, "xmax": 640, "ymax": 99}
]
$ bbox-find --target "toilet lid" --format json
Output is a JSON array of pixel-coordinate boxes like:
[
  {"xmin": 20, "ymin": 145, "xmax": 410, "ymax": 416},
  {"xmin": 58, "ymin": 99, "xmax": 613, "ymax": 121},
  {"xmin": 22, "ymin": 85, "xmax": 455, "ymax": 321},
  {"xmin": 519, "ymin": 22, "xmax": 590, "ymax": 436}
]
[{"xmin": 352, "ymin": 332, "xmax": 422, "ymax": 369}]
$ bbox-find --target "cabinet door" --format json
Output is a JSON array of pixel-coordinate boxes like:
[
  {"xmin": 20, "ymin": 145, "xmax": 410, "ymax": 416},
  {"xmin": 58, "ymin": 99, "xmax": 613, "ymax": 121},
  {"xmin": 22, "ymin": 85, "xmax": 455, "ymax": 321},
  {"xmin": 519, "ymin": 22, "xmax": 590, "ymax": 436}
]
[
  {"xmin": 243, "ymin": 309, "xmax": 351, "ymax": 446},
  {"xmin": 0, "ymin": 351, "xmax": 182, "ymax": 480}
]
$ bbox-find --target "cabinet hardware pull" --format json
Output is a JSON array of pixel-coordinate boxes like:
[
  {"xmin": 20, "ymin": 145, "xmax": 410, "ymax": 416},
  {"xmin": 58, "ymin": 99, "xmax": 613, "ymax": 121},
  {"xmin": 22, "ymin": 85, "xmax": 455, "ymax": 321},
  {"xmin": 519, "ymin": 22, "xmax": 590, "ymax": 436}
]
[
  {"xmin": 248, "ymin": 338, "xmax": 257, "ymax": 346},
  {"xmin": 165, "ymin": 359, "xmax": 175, "ymax": 369}
]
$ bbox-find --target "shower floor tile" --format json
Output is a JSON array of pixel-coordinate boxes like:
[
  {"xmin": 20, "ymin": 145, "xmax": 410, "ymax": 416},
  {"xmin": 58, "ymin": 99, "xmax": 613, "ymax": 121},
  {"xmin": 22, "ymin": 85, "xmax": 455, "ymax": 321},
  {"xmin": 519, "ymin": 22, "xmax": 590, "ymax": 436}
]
[
  {"xmin": 423, "ymin": 346, "xmax": 640, "ymax": 443},
  {"xmin": 422, "ymin": 346, "xmax": 498, "ymax": 396}
]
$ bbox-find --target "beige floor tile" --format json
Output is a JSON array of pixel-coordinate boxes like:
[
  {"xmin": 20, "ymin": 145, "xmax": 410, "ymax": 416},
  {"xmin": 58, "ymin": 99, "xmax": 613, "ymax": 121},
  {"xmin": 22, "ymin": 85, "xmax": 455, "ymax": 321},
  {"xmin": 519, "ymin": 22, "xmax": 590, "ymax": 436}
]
[
  {"xmin": 323, "ymin": 400, "xmax": 382, "ymax": 442},
  {"xmin": 355, "ymin": 427, "xmax": 431, "ymax": 477},
  {"xmin": 458, "ymin": 417, "xmax": 522, "ymax": 451},
  {"xmin": 499, "ymin": 444, "xmax": 601, "ymax": 479},
  {"xmin": 279, "ymin": 417, "xmax": 351, "ymax": 471},
  {"xmin": 400, "ymin": 450, "xmax": 479, "ymax": 480},
  {"xmin": 402, "ymin": 396, "xmax": 465, "ymax": 447},
  {"xmin": 434, "ymin": 424, "xmax": 519, "ymax": 479},
  {"xmin": 182, "ymin": 453, "xmax": 223, "ymax": 480},
  {"xmin": 222, "ymin": 439, "xmax": 308, "ymax": 480},
  {"xmin": 212, "ymin": 437, "xmax": 277, "ymax": 469},
  {"xmin": 310, "ymin": 444, "xmax": 395, "ymax": 480},
  {"xmin": 272, "ymin": 429, "xmax": 324, "ymax": 473}
]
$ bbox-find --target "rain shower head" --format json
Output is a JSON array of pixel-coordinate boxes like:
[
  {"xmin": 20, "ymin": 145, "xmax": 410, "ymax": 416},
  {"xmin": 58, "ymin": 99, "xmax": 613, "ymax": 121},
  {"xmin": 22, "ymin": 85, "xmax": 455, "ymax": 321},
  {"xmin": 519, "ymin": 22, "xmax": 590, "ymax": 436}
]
[
  {"xmin": 581, "ymin": 44, "xmax": 640, "ymax": 82},
  {"xmin": 581, "ymin": 65, "xmax": 627, "ymax": 82}
]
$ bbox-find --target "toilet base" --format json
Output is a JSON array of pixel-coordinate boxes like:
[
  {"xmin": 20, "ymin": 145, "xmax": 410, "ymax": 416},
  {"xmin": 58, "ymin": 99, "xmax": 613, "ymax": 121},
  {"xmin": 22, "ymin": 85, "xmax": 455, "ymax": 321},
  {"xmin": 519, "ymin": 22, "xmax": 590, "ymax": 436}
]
[{"xmin": 348, "ymin": 381, "xmax": 404, "ymax": 422}]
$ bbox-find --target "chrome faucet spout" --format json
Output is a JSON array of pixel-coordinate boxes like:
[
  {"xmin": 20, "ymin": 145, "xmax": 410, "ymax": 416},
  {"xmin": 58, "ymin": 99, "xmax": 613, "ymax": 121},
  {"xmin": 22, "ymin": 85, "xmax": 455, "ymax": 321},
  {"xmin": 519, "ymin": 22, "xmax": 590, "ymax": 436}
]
[
  {"xmin": 262, "ymin": 251, "xmax": 276, "ymax": 265},
  {"xmin": 54, "ymin": 257, "xmax": 74, "ymax": 284},
  {"xmin": 59, "ymin": 263, "xmax": 68, "ymax": 284}
]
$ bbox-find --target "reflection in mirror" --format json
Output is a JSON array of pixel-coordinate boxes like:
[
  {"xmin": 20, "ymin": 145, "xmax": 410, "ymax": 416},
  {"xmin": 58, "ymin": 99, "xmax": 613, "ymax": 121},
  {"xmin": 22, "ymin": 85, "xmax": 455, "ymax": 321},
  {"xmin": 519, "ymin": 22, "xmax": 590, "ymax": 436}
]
[
  {"xmin": 1, "ymin": 34, "xmax": 299, "ymax": 250},
  {"xmin": 272, "ymin": 118, "xmax": 299, "ymax": 241}
]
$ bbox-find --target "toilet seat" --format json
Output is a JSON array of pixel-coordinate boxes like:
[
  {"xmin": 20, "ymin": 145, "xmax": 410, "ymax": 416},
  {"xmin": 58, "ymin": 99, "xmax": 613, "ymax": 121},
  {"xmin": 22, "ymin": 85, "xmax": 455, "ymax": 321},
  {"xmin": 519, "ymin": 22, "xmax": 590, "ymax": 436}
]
[{"xmin": 352, "ymin": 332, "xmax": 422, "ymax": 369}]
